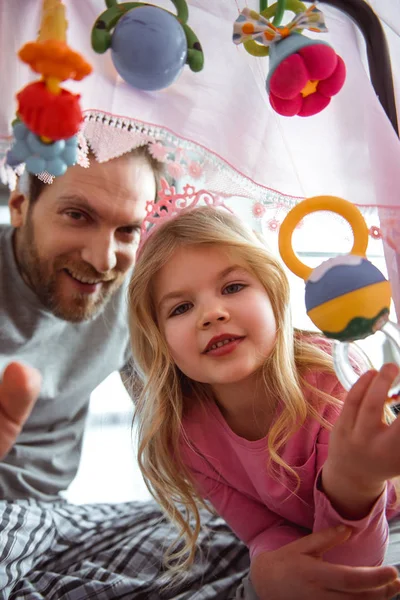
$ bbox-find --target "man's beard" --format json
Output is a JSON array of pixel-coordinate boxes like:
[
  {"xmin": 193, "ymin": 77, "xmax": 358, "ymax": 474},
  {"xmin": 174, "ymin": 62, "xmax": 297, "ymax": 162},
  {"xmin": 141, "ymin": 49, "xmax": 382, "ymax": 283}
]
[{"xmin": 15, "ymin": 222, "xmax": 125, "ymax": 322}]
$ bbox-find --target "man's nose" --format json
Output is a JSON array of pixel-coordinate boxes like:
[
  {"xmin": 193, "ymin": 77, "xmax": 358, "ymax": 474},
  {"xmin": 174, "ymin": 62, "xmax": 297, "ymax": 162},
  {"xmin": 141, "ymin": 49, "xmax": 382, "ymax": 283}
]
[{"xmin": 81, "ymin": 233, "xmax": 117, "ymax": 273}]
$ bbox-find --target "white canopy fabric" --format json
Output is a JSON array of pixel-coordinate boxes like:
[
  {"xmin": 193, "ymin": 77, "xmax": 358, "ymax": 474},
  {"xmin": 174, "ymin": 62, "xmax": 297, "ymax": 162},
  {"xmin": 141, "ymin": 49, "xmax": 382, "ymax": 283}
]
[{"xmin": 0, "ymin": 0, "xmax": 399, "ymax": 311}]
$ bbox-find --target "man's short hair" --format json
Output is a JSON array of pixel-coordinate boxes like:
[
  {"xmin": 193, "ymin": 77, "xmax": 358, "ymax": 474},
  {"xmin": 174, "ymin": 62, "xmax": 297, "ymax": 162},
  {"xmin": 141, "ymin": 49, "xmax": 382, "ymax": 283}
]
[{"xmin": 24, "ymin": 145, "xmax": 164, "ymax": 205}]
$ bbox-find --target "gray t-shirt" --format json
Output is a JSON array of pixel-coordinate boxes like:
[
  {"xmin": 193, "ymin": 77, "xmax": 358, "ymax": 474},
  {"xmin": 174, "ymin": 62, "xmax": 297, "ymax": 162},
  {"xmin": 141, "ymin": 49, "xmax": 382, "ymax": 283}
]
[{"xmin": 0, "ymin": 225, "xmax": 132, "ymax": 501}]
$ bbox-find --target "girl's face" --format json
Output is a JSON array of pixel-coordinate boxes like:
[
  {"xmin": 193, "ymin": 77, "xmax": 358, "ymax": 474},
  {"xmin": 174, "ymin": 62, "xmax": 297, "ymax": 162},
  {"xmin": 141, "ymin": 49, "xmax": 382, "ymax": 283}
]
[{"xmin": 153, "ymin": 245, "xmax": 277, "ymax": 389}]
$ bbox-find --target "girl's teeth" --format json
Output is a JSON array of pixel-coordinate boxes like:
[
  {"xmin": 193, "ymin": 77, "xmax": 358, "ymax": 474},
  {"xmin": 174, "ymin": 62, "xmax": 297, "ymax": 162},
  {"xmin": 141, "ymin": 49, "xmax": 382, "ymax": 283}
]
[{"xmin": 210, "ymin": 339, "xmax": 235, "ymax": 350}]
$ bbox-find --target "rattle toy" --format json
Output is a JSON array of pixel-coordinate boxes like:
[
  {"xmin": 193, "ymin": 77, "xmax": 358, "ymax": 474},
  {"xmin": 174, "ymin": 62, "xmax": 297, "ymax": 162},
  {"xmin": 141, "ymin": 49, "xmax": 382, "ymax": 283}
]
[
  {"xmin": 278, "ymin": 196, "xmax": 400, "ymax": 401},
  {"xmin": 233, "ymin": 1, "xmax": 346, "ymax": 117},
  {"xmin": 6, "ymin": 0, "xmax": 92, "ymax": 177},
  {"xmin": 91, "ymin": 0, "xmax": 204, "ymax": 91}
]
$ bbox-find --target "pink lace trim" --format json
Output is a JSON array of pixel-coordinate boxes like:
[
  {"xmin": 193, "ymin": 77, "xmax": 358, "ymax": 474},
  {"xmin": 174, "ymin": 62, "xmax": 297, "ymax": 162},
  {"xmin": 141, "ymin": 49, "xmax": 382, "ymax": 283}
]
[{"xmin": 1, "ymin": 111, "xmax": 399, "ymax": 253}]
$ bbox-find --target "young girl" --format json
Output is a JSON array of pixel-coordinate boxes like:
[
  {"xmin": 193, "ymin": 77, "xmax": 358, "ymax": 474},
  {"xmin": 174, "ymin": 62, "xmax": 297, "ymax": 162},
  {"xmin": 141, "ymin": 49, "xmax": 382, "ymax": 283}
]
[{"xmin": 128, "ymin": 201, "xmax": 400, "ymax": 599}]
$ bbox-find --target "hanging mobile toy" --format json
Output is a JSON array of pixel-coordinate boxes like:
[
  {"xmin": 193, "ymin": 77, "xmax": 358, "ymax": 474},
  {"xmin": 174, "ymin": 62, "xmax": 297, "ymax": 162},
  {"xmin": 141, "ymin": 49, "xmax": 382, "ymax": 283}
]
[
  {"xmin": 278, "ymin": 196, "xmax": 400, "ymax": 402},
  {"xmin": 233, "ymin": 1, "xmax": 346, "ymax": 117},
  {"xmin": 6, "ymin": 0, "xmax": 92, "ymax": 177},
  {"xmin": 91, "ymin": 0, "xmax": 204, "ymax": 91}
]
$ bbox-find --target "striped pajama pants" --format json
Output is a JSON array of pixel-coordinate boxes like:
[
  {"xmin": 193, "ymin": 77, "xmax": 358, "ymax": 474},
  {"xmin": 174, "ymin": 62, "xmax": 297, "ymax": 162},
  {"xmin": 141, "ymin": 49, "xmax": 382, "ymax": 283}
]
[
  {"xmin": 0, "ymin": 499, "xmax": 250, "ymax": 599},
  {"xmin": 2, "ymin": 500, "xmax": 400, "ymax": 600}
]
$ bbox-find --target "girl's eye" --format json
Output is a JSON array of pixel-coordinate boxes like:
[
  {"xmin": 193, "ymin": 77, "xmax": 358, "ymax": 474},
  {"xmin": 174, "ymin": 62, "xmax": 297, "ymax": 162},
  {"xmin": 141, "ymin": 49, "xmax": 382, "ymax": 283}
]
[
  {"xmin": 223, "ymin": 283, "xmax": 246, "ymax": 295},
  {"xmin": 170, "ymin": 302, "xmax": 192, "ymax": 317}
]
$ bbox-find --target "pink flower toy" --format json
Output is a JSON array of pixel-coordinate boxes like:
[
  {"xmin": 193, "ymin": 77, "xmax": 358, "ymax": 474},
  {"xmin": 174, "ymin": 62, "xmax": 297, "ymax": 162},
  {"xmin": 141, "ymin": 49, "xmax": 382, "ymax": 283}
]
[{"xmin": 233, "ymin": 1, "xmax": 346, "ymax": 117}]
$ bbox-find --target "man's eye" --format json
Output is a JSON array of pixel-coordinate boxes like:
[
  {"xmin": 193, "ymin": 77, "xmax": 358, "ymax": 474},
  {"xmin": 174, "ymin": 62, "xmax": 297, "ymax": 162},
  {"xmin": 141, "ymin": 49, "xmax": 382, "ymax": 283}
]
[
  {"xmin": 223, "ymin": 283, "xmax": 245, "ymax": 294},
  {"xmin": 65, "ymin": 210, "xmax": 86, "ymax": 221},
  {"xmin": 170, "ymin": 302, "xmax": 192, "ymax": 317},
  {"xmin": 118, "ymin": 226, "xmax": 141, "ymax": 237}
]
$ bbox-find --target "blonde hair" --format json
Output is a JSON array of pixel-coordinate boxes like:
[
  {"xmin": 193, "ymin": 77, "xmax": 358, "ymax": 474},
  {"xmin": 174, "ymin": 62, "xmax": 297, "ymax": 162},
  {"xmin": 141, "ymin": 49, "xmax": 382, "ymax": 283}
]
[{"xmin": 128, "ymin": 206, "xmax": 397, "ymax": 576}]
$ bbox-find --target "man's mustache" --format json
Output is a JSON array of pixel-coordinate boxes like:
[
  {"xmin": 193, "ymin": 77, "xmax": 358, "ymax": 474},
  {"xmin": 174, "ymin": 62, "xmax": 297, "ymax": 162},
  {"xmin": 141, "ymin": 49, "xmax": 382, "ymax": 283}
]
[{"xmin": 56, "ymin": 259, "xmax": 119, "ymax": 283}]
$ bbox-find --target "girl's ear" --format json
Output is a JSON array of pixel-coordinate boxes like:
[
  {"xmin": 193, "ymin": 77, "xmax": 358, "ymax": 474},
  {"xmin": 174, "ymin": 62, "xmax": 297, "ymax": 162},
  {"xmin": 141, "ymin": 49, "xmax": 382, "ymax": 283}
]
[{"xmin": 9, "ymin": 191, "xmax": 30, "ymax": 228}]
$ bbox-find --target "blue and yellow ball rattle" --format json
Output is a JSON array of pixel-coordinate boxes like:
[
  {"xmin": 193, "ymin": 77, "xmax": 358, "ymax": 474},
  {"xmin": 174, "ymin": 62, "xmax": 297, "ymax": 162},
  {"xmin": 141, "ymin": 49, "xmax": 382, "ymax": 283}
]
[{"xmin": 278, "ymin": 196, "xmax": 400, "ymax": 402}]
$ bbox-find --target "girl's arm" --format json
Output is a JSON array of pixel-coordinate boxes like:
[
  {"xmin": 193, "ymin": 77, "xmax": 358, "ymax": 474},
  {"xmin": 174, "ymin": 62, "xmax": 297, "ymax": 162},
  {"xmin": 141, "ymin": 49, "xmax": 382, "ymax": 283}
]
[
  {"xmin": 320, "ymin": 365, "xmax": 399, "ymax": 517},
  {"xmin": 314, "ymin": 466, "xmax": 391, "ymax": 566},
  {"xmin": 312, "ymin": 366, "xmax": 399, "ymax": 566},
  {"xmin": 184, "ymin": 444, "xmax": 400, "ymax": 598}
]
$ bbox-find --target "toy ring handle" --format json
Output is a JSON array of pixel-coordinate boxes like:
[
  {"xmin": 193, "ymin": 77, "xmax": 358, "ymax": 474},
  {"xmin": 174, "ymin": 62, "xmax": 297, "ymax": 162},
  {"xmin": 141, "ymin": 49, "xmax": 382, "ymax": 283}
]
[
  {"xmin": 278, "ymin": 196, "xmax": 370, "ymax": 281},
  {"xmin": 333, "ymin": 321, "xmax": 400, "ymax": 402}
]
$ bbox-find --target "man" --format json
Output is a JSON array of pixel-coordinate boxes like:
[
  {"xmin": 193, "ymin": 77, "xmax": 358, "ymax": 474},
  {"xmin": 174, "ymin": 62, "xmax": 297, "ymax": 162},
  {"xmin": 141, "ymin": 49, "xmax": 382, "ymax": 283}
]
[
  {"xmin": 0, "ymin": 149, "xmax": 251, "ymax": 598},
  {"xmin": 0, "ymin": 148, "xmax": 156, "ymax": 500}
]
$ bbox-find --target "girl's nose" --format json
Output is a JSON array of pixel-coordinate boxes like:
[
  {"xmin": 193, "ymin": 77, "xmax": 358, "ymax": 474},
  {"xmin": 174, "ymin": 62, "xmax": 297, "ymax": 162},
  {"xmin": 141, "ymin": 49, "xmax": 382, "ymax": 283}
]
[{"xmin": 199, "ymin": 306, "xmax": 230, "ymax": 329}]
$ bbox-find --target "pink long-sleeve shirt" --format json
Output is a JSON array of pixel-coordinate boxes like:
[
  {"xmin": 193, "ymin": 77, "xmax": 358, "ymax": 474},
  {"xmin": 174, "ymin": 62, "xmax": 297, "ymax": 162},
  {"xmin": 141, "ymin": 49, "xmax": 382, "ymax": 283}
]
[{"xmin": 180, "ymin": 370, "xmax": 399, "ymax": 566}]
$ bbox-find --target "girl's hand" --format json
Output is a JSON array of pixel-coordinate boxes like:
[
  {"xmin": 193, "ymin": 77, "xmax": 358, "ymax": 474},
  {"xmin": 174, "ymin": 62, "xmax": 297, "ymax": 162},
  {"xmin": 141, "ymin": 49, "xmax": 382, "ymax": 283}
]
[
  {"xmin": 0, "ymin": 362, "xmax": 41, "ymax": 460},
  {"xmin": 250, "ymin": 526, "xmax": 400, "ymax": 600},
  {"xmin": 322, "ymin": 364, "xmax": 400, "ymax": 519}
]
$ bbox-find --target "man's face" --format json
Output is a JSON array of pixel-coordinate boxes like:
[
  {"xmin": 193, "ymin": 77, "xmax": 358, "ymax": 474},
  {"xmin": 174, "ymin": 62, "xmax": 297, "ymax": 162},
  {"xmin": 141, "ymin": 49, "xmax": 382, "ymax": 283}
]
[{"xmin": 11, "ymin": 153, "xmax": 155, "ymax": 322}]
